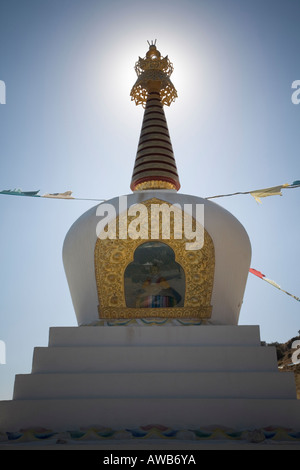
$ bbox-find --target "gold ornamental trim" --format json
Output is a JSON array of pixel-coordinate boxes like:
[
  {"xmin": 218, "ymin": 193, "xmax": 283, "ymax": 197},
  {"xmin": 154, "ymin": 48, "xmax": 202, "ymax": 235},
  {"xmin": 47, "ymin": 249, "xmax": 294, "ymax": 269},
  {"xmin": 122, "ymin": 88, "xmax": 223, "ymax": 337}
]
[
  {"xmin": 100, "ymin": 306, "xmax": 212, "ymax": 319},
  {"xmin": 134, "ymin": 180, "xmax": 177, "ymax": 191},
  {"xmin": 94, "ymin": 198, "xmax": 215, "ymax": 319}
]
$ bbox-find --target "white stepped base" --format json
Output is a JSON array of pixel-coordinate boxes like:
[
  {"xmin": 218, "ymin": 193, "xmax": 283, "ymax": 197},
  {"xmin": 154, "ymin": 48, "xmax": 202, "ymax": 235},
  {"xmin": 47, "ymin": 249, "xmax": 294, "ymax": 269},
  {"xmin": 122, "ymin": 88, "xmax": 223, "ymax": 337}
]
[
  {"xmin": 13, "ymin": 371, "xmax": 296, "ymax": 400},
  {"xmin": 1, "ymin": 397, "xmax": 300, "ymax": 432},
  {"xmin": 48, "ymin": 325, "xmax": 261, "ymax": 347},
  {"xmin": 31, "ymin": 345, "xmax": 278, "ymax": 373},
  {"xmin": 1, "ymin": 324, "xmax": 300, "ymax": 432}
]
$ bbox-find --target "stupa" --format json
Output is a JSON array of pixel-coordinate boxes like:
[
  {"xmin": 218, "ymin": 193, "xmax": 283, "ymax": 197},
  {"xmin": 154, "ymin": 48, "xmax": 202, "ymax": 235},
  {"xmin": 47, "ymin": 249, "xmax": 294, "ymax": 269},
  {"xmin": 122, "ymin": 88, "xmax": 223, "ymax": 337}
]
[{"xmin": 0, "ymin": 42, "xmax": 299, "ymax": 436}]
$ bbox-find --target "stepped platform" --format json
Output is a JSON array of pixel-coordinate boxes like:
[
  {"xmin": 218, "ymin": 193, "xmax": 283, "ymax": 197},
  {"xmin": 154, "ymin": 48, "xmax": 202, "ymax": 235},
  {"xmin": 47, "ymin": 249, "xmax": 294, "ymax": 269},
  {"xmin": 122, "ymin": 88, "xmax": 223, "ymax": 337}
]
[{"xmin": 0, "ymin": 324, "xmax": 299, "ymax": 433}]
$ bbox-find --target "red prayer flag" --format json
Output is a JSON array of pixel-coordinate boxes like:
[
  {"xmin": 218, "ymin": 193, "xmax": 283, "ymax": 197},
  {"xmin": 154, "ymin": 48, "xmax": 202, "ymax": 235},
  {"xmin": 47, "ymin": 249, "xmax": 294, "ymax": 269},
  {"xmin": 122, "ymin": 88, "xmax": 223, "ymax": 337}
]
[{"xmin": 249, "ymin": 268, "xmax": 265, "ymax": 279}]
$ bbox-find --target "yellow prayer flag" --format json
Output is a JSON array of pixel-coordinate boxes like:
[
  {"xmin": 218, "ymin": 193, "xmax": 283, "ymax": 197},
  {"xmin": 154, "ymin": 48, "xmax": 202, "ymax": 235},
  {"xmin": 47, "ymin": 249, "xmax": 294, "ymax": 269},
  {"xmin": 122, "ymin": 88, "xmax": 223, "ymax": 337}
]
[
  {"xmin": 264, "ymin": 278, "xmax": 281, "ymax": 290},
  {"xmin": 250, "ymin": 184, "xmax": 288, "ymax": 203},
  {"xmin": 42, "ymin": 191, "xmax": 74, "ymax": 199}
]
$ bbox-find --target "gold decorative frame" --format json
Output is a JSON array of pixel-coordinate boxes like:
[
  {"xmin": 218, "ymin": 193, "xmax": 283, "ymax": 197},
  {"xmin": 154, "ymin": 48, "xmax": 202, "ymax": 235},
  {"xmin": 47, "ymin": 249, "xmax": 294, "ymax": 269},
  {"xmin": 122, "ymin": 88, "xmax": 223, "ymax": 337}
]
[{"xmin": 94, "ymin": 198, "xmax": 215, "ymax": 319}]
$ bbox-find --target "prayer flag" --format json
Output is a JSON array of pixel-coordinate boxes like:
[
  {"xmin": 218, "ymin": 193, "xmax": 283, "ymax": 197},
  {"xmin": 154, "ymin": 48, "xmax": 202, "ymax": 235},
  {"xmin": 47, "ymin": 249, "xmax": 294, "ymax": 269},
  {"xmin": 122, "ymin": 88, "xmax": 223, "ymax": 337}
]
[
  {"xmin": 264, "ymin": 278, "xmax": 281, "ymax": 290},
  {"xmin": 42, "ymin": 191, "xmax": 74, "ymax": 199},
  {"xmin": 249, "ymin": 268, "xmax": 265, "ymax": 279},
  {"xmin": 250, "ymin": 184, "xmax": 289, "ymax": 203},
  {"xmin": 0, "ymin": 189, "xmax": 40, "ymax": 197}
]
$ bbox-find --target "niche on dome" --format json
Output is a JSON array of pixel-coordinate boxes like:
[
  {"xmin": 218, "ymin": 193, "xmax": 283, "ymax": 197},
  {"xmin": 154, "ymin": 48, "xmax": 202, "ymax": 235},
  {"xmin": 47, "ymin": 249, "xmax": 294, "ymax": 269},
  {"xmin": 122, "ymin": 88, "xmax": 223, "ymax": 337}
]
[
  {"xmin": 94, "ymin": 198, "xmax": 215, "ymax": 319},
  {"xmin": 124, "ymin": 242, "xmax": 185, "ymax": 308}
]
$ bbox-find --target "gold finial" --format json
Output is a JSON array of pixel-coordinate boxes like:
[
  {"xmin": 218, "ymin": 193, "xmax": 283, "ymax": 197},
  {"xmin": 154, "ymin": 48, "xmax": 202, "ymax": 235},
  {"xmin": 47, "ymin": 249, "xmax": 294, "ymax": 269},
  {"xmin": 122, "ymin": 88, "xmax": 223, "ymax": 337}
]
[
  {"xmin": 130, "ymin": 41, "xmax": 177, "ymax": 108},
  {"xmin": 147, "ymin": 39, "xmax": 157, "ymax": 47}
]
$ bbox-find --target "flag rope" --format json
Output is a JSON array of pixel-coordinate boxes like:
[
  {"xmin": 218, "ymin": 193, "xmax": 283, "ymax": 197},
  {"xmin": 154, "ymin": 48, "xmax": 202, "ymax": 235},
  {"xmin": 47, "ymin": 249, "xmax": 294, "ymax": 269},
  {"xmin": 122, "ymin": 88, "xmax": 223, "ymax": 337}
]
[
  {"xmin": 249, "ymin": 268, "xmax": 300, "ymax": 302},
  {"xmin": 1, "ymin": 181, "xmax": 299, "ymax": 202}
]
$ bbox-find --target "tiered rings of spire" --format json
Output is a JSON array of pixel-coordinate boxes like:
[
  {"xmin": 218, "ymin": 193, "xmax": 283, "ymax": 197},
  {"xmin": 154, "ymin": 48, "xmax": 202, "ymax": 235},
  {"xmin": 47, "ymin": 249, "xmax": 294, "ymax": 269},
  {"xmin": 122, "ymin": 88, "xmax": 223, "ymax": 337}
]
[{"xmin": 130, "ymin": 42, "xmax": 180, "ymax": 192}]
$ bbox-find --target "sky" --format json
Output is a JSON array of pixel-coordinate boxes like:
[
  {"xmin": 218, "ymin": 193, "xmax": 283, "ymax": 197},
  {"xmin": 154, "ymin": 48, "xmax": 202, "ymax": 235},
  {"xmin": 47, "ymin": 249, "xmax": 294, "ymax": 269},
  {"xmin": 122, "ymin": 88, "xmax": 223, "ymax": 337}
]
[{"xmin": 0, "ymin": 0, "xmax": 299, "ymax": 400}]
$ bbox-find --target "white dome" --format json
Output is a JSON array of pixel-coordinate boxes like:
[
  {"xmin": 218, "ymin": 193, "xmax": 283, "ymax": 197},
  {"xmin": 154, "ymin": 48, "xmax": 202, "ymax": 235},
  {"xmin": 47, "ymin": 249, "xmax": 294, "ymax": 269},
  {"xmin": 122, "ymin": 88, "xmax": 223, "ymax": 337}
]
[{"xmin": 63, "ymin": 190, "xmax": 251, "ymax": 326}]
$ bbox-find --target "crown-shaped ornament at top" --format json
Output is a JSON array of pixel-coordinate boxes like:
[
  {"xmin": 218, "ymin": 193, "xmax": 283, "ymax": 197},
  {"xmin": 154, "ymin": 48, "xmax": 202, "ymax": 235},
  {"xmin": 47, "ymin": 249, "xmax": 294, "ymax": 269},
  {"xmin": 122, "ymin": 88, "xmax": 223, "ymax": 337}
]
[{"xmin": 130, "ymin": 41, "xmax": 178, "ymax": 108}]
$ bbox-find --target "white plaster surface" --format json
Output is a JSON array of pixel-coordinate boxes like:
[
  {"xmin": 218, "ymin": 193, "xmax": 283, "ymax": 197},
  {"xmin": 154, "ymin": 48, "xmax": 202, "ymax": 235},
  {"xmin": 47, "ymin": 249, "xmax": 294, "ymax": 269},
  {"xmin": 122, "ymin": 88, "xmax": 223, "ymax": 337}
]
[
  {"xmin": 13, "ymin": 371, "xmax": 296, "ymax": 400},
  {"xmin": 30, "ymin": 345, "xmax": 278, "ymax": 373},
  {"xmin": 48, "ymin": 325, "xmax": 261, "ymax": 347}
]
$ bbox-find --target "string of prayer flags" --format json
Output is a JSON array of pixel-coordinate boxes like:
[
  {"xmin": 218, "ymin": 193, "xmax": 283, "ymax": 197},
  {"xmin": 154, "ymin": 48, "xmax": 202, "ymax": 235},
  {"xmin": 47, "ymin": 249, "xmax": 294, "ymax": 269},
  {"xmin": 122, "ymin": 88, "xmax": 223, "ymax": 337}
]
[
  {"xmin": 0, "ymin": 189, "xmax": 74, "ymax": 200},
  {"xmin": 0, "ymin": 188, "xmax": 105, "ymax": 202},
  {"xmin": 249, "ymin": 268, "xmax": 300, "ymax": 302},
  {"xmin": 0, "ymin": 188, "xmax": 299, "ymax": 304},
  {"xmin": 206, "ymin": 181, "xmax": 299, "ymax": 202},
  {"xmin": 0, "ymin": 180, "xmax": 299, "ymax": 203}
]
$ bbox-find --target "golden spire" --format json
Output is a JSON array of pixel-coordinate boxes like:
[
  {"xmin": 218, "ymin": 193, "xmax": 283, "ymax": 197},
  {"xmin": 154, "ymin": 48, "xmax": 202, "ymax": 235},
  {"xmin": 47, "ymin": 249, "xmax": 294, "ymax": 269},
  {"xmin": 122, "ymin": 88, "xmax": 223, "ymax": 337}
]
[{"xmin": 130, "ymin": 42, "xmax": 180, "ymax": 192}]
